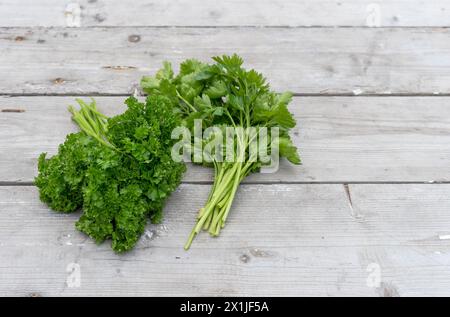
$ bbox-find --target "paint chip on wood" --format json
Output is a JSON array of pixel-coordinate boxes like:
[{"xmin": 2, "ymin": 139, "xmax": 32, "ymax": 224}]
[
  {"xmin": 366, "ymin": 3, "xmax": 381, "ymax": 27},
  {"xmin": 65, "ymin": 3, "xmax": 81, "ymax": 27},
  {"xmin": 352, "ymin": 88, "xmax": 363, "ymax": 95},
  {"xmin": 250, "ymin": 248, "xmax": 272, "ymax": 258},
  {"xmin": 144, "ymin": 230, "xmax": 155, "ymax": 240},
  {"xmin": 132, "ymin": 87, "xmax": 139, "ymax": 98}
]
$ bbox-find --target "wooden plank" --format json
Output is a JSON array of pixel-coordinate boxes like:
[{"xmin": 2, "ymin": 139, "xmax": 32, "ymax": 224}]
[
  {"xmin": 2, "ymin": 0, "xmax": 450, "ymax": 27},
  {"xmin": 1, "ymin": 27, "xmax": 450, "ymax": 95},
  {"xmin": 2, "ymin": 96, "xmax": 450, "ymax": 184},
  {"xmin": 0, "ymin": 184, "xmax": 449, "ymax": 296}
]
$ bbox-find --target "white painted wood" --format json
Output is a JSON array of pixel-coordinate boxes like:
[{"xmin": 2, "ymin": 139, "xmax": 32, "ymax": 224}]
[
  {"xmin": 0, "ymin": 184, "xmax": 449, "ymax": 296},
  {"xmin": 1, "ymin": 27, "xmax": 450, "ymax": 95},
  {"xmin": 2, "ymin": 96, "xmax": 450, "ymax": 184},
  {"xmin": 1, "ymin": 0, "xmax": 449, "ymax": 299},
  {"xmin": 1, "ymin": 0, "xmax": 450, "ymax": 27}
]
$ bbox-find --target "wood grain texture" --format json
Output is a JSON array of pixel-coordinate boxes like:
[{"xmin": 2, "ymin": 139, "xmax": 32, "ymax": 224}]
[
  {"xmin": 1, "ymin": 0, "xmax": 450, "ymax": 298},
  {"xmin": 1, "ymin": 0, "xmax": 450, "ymax": 27},
  {"xmin": 2, "ymin": 96, "xmax": 450, "ymax": 184},
  {"xmin": 1, "ymin": 27, "xmax": 450, "ymax": 95},
  {"xmin": 0, "ymin": 184, "xmax": 449, "ymax": 296}
]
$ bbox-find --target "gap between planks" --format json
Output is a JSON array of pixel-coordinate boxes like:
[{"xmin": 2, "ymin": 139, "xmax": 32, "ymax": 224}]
[
  {"xmin": 3, "ymin": 93, "xmax": 450, "ymax": 97},
  {"xmin": 5, "ymin": 26, "xmax": 450, "ymax": 29},
  {"xmin": 2, "ymin": 181, "xmax": 449, "ymax": 187}
]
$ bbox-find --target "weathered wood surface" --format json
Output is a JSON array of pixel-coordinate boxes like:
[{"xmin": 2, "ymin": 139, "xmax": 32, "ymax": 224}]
[
  {"xmin": 1, "ymin": 184, "xmax": 449, "ymax": 296},
  {"xmin": 1, "ymin": 0, "xmax": 450, "ymax": 298},
  {"xmin": 1, "ymin": 27, "xmax": 450, "ymax": 95},
  {"xmin": 2, "ymin": 0, "xmax": 450, "ymax": 27},
  {"xmin": 2, "ymin": 96, "xmax": 450, "ymax": 184}
]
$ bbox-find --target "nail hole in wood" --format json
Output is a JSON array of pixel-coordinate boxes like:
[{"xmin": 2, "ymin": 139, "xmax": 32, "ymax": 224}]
[
  {"xmin": 128, "ymin": 35, "xmax": 141, "ymax": 43},
  {"xmin": 53, "ymin": 78, "xmax": 65, "ymax": 84}
]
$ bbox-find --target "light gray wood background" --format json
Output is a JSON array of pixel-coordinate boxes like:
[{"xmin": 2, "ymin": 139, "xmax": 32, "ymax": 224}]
[{"xmin": 1, "ymin": 0, "xmax": 450, "ymax": 297}]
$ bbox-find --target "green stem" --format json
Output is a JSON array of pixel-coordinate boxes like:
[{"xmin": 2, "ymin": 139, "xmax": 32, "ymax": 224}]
[
  {"xmin": 209, "ymin": 162, "xmax": 242, "ymax": 234},
  {"xmin": 184, "ymin": 163, "xmax": 238, "ymax": 249},
  {"xmin": 176, "ymin": 90, "xmax": 197, "ymax": 113},
  {"xmin": 185, "ymin": 122, "xmax": 262, "ymax": 248}
]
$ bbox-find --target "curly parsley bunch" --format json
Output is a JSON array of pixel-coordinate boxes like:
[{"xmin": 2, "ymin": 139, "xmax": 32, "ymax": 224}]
[{"xmin": 36, "ymin": 95, "xmax": 185, "ymax": 252}]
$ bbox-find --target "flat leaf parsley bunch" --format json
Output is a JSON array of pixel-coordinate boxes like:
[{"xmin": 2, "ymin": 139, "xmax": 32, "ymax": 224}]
[{"xmin": 141, "ymin": 54, "xmax": 301, "ymax": 249}]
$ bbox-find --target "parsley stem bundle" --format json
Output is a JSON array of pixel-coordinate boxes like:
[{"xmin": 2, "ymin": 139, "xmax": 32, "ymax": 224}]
[
  {"xmin": 68, "ymin": 99, "xmax": 115, "ymax": 150},
  {"xmin": 186, "ymin": 162, "xmax": 246, "ymax": 247},
  {"xmin": 185, "ymin": 131, "xmax": 255, "ymax": 249}
]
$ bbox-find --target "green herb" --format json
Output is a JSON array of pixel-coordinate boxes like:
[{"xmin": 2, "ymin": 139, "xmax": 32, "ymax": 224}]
[
  {"xmin": 141, "ymin": 54, "xmax": 300, "ymax": 249},
  {"xmin": 35, "ymin": 95, "xmax": 186, "ymax": 252}
]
